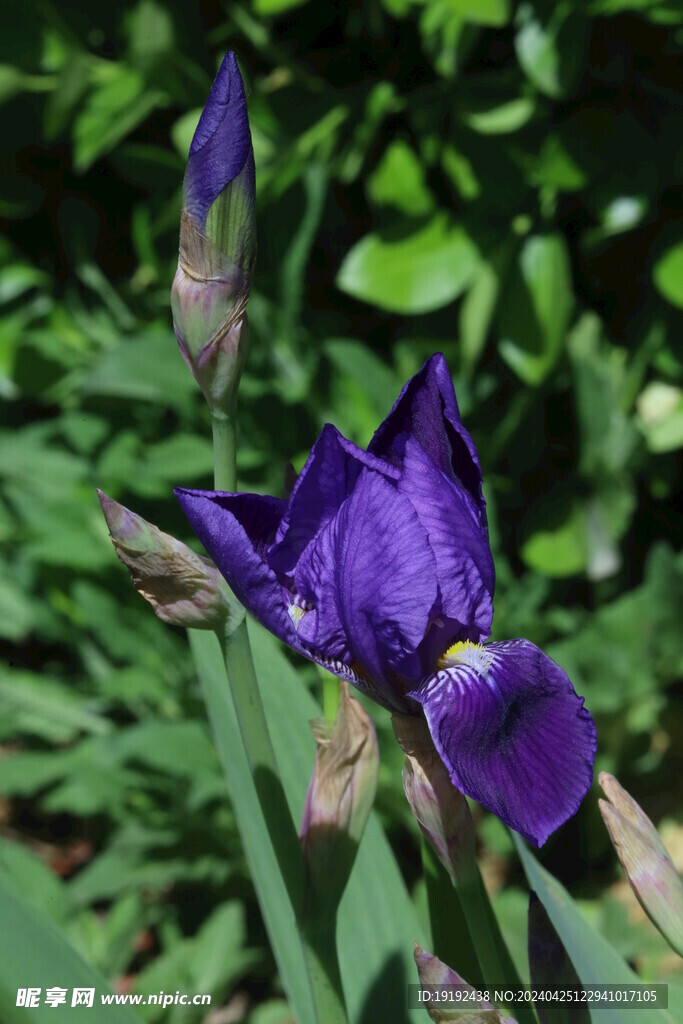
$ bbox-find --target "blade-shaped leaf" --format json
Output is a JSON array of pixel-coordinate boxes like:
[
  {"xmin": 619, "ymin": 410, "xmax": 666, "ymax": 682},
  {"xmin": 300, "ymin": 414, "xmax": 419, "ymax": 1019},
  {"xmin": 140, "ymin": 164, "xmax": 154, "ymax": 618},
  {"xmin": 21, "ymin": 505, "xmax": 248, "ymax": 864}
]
[
  {"xmin": 191, "ymin": 623, "xmax": 428, "ymax": 1024},
  {"xmin": 513, "ymin": 835, "xmax": 674, "ymax": 1024}
]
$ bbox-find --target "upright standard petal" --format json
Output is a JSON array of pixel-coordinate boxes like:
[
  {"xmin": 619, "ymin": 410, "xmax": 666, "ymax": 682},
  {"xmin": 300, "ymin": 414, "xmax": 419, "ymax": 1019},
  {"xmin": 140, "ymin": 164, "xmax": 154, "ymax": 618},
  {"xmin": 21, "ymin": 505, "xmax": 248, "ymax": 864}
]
[
  {"xmin": 399, "ymin": 437, "xmax": 494, "ymax": 644},
  {"xmin": 174, "ymin": 488, "xmax": 301, "ymax": 651},
  {"xmin": 294, "ymin": 469, "xmax": 438, "ymax": 706},
  {"xmin": 268, "ymin": 424, "xmax": 398, "ymax": 575},
  {"xmin": 184, "ymin": 52, "xmax": 255, "ymax": 230},
  {"xmin": 369, "ymin": 352, "xmax": 486, "ymax": 517},
  {"xmin": 412, "ymin": 640, "xmax": 597, "ymax": 846}
]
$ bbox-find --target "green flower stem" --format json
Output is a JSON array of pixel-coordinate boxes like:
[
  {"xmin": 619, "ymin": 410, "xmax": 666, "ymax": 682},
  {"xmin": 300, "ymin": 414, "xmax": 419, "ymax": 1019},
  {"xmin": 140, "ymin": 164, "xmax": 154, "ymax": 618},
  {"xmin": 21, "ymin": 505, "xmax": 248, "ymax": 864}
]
[
  {"xmin": 211, "ymin": 409, "xmax": 348, "ymax": 1024},
  {"xmin": 211, "ymin": 407, "xmax": 238, "ymax": 492}
]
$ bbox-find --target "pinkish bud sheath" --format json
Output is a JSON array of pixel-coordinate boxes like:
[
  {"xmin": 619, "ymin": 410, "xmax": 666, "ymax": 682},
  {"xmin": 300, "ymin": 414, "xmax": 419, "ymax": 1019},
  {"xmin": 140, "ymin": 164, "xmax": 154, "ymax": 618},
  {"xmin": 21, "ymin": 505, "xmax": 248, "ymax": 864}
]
[
  {"xmin": 599, "ymin": 772, "xmax": 683, "ymax": 955},
  {"xmin": 98, "ymin": 490, "xmax": 239, "ymax": 631},
  {"xmin": 300, "ymin": 681, "xmax": 379, "ymax": 914},
  {"xmin": 393, "ymin": 712, "xmax": 475, "ymax": 885},
  {"xmin": 414, "ymin": 945, "xmax": 517, "ymax": 1023}
]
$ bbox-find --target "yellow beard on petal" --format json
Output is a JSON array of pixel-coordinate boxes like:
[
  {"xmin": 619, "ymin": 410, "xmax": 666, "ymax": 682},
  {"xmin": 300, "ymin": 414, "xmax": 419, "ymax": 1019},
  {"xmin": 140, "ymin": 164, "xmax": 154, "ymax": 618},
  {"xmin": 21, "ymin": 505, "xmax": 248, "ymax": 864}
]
[{"xmin": 437, "ymin": 640, "xmax": 494, "ymax": 674}]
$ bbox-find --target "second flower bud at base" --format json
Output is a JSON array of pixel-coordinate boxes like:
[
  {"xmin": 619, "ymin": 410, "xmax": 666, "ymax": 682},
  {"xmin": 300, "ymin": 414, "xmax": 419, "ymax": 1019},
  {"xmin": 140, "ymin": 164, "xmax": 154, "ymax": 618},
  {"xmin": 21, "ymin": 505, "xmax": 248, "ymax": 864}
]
[{"xmin": 392, "ymin": 712, "xmax": 475, "ymax": 885}]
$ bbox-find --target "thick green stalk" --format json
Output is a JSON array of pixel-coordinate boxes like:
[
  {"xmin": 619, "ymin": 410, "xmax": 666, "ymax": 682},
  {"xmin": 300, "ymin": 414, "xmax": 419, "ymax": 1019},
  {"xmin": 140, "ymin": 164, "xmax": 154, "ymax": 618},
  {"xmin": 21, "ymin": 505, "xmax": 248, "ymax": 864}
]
[{"xmin": 210, "ymin": 409, "xmax": 348, "ymax": 1024}]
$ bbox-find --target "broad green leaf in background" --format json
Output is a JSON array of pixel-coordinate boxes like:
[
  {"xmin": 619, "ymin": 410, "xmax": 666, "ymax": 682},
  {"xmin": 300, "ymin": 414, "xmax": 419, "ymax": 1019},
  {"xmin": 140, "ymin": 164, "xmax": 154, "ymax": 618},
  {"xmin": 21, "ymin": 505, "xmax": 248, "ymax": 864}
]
[
  {"xmin": 337, "ymin": 214, "xmax": 479, "ymax": 315},
  {"xmin": 498, "ymin": 233, "xmax": 573, "ymax": 385},
  {"xmin": 367, "ymin": 140, "xmax": 434, "ymax": 216},
  {"xmin": 652, "ymin": 241, "xmax": 683, "ymax": 309},
  {"xmin": 0, "ymin": 870, "xmax": 144, "ymax": 1024},
  {"xmin": 513, "ymin": 836, "xmax": 675, "ymax": 1024}
]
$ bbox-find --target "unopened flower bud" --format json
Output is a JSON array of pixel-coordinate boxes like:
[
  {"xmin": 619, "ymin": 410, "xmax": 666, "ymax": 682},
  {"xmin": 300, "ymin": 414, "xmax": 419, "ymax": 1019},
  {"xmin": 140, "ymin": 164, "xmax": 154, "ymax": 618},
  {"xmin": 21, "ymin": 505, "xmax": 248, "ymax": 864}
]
[
  {"xmin": 599, "ymin": 772, "xmax": 683, "ymax": 955},
  {"xmin": 98, "ymin": 490, "xmax": 240, "ymax": 631},
  {"xmin": 393, "ymin": 712, "xmax": 475, "ymax": 885},
  {"xmin": 171, "ymin": 52, "xmax": 256, "ymax": 413},
  {"xmin": 414, "ymin": 945, "xmax": 517, "ymax": 1023},
  {"xmin": 300, "ymin": 681, "xmax": 379, "ymax": 915}
]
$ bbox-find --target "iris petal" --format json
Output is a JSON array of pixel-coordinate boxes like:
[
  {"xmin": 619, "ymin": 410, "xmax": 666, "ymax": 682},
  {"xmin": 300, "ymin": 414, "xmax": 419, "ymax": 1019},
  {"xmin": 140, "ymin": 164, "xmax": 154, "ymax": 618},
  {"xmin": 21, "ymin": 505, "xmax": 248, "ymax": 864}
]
[
  {"xmin": 174, "ymin": 488, "xmax": 301, "ymax": 650},
  {"xmin": 412, "ymin": 639, "xmax": 597, "ymax": 846},
  {"xmin": 294, "ymin": 469, "xmax": 437, "ymax": 706},
  {"xmin": 399, "ymin": 437, "xmax": 494, "ymax": 640},
  {"xmin": 184, "ymin": 52, "xmax": 255, "ymax": 229},
  {"xmin": 369, "ymin": 353, "xmax": 486, "ymax": 517},
  {"xmin": 269, "ymin": 423, "xmax": 398, "ymax": 576}
]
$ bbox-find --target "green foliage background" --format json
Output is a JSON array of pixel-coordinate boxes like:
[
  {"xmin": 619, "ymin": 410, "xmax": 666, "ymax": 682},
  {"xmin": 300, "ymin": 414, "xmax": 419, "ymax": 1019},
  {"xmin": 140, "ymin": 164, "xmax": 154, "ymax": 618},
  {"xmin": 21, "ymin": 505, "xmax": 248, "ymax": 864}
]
[{"xmin": 1, "ymin": 0, "xmax": 681, "ymax": 1020}]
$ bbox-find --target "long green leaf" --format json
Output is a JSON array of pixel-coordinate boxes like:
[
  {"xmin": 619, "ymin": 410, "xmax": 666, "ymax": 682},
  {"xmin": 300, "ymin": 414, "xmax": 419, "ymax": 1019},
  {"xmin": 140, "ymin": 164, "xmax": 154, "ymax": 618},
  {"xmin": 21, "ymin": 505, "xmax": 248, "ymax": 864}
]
[
  {"xmin": 0, "ymin": 870, "xmax": 143, "ymax": 1023},
  {"xmin": 191, "ymin": 623, "xmax": 428, "ymax": 1024},
  {"xmin": 513, "ymin": 835, "xmax": 674, "ymax": 1024},
  {"xmin": 189, "ymin": 629, "xmax": 315, "ymax": 1024}
]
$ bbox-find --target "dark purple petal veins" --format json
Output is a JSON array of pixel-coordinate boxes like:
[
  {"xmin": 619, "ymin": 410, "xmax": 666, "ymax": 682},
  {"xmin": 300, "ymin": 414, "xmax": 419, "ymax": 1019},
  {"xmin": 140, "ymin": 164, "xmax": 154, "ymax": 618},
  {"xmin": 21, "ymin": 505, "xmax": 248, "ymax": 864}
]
[
  {"xmin": 411, "ymin": 639, "xmax": 597, "ymax": 846},
  {"xmin": 293, "ymin": 469, "xmax": 437, "ymax": 707},
  {"xmin": 399, "ymin": 437, "xmax": 494, "ymax": 643},
  {"xmin": 184, "ymin": 52, "xmax": 255, "ymax": 229},
  {"xmin": 268, "ymin": 423, "xmax": 398, "ymax": 576},
  {"xmin": 174, "ymin": 488, "xmax": 301, "ymax": 651},
  {"xmin": 369, "ymin": 353, "xmax": 486, "ymax": 519}
]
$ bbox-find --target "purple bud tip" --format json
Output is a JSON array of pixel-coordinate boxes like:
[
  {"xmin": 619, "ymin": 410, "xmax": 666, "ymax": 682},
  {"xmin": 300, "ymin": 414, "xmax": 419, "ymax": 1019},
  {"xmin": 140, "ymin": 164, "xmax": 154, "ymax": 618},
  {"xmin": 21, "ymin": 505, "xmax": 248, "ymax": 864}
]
[{"xmin": 184, "ymin": 51, "xmax": 254, "ymax": 229}]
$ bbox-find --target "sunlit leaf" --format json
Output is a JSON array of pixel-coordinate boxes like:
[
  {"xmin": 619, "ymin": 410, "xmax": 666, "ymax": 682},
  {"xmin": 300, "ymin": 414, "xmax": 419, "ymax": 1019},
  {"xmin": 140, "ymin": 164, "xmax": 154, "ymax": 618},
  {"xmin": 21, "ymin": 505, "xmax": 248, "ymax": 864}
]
[{"xmin": 337, "ymin": 214, "xmax": 479, "ymax": 315}]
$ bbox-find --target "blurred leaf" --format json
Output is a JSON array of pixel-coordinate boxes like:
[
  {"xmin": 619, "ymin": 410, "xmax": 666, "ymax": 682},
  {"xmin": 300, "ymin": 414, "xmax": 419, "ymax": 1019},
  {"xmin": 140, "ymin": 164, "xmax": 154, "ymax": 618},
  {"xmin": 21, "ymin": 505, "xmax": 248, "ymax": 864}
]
[
  {"xmin": 548, "ymin": 545, "xmax": 683, "ymax": 713},
  {"xmin": 515, "ymin": 3, "xmax": 587, "ymax": 99},
  {"xmin": 253, "ymin": 0, "xmax": 310, "ymax": 12},
  {"xmin": 448, "ymin": 0, "xmax": 510, "ymax": 26},
  {"xmin": 368, "ymin": 140, "xmax": 434, "ymax": 216},
  {"xmin": 0, "ymin": 670, "xmax": 109, "ymax": 743},
  {"xmin": 498, "ymin": 233, "xmax": 573, "ymax": 384},
  {"xmin": 637, "ymin": 382, "xmax": 683, "ymax": 453},
  {"xmin": 83, "ymin": 329, "xmax": 197, "ymax": 409},
  {"xmin": 0, "ymin": 871, "xmax": 144, "ymax": 1024},
  {"xmin": 337, "ymin": 215, "xmax": 479, "ymax": 315},
  {"xmin": 652, "ymin": 241, "xmax": 683, "ymax": 309},
  {"xmin": 521, "ymin": 501, "xmax": 588, "ymax": 578},
  {"xmin": 463, "ymin": 97, "xmax": 535, "ymax": 134},
  {"xmin": 73, "ymin": 65, "xmax": 167, "ymax": 173},
  {"xmin": 0, "ymin": 837, "xmax": 69, "ymax": 925}
]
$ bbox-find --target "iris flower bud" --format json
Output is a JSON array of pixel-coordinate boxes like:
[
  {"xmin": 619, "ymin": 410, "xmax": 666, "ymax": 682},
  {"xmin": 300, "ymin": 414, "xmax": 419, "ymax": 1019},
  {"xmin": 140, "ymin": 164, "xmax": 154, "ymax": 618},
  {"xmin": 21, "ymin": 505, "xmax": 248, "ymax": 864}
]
[
  {"xmin": 599, "ymin": 772, "xmax": 683, "ymax": 955},
  {"xmin": 414, "ymin": 946, "xmax": 517, "ymax": 1023},
  {"xmin": 98, "ymin": 491, "xmax": 240, "ymax": 631},
  {"xmin": 392, "ymin": 712, "xmax": 475, "ymax": 885},
  {"xmin": 300, "ymin": 681, "xmax": 379, "ymax": 915},
  {"xmin": 171, "ymin": 52, "xmax": 256, "ymax": 413}
]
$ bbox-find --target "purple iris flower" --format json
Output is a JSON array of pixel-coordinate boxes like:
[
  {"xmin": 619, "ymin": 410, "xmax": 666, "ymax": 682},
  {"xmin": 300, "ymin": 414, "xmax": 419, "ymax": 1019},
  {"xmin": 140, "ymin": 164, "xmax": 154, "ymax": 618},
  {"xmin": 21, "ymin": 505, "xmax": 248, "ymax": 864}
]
[{"xmin": 176, "ymin": 354, "xmax": 597, "ymax": 846}]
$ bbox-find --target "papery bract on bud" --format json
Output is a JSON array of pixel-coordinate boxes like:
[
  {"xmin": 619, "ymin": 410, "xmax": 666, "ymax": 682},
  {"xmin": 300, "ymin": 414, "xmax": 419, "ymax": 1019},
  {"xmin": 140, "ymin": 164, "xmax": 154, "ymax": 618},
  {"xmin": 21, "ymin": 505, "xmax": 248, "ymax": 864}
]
[
  {"xmin": 414, "ymin": 945, "xmax": 517, "ymax": 1024},
  {"xmin": 171, "ymin": 51, "xmax": 256, "ymax": 412},
  {"xmin": 176, "ymin": 353, "xmax": 597, "ymax": 846},
  {"xmin": 300, "ymin": 681, "xmax": 379, "ymax": 914},
  {"xmin": 599, "ymin": 772, "xmax": 683, "ymax": 955},
  {"xmin": 393, "ymin": 712, "xmax": 474, "ymax": 884},
  {"xmin": 98, "ymin": 490, "xmax": 239, "ymax": 631}
]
